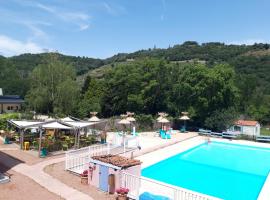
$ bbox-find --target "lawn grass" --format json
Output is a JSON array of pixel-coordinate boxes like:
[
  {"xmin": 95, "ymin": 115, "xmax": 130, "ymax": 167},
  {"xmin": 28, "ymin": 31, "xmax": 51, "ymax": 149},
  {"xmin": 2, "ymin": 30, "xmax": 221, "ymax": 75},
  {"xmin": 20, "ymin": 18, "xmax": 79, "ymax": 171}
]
[{"xmin": 261, "ymin": 128, "xmax": 270, "ymax": 136}]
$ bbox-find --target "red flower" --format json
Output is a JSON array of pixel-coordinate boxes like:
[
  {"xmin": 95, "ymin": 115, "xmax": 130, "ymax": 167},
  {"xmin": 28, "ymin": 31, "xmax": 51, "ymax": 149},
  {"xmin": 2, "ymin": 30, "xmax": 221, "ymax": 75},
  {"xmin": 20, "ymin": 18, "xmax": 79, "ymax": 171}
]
[
  {"xmin": 116, "ymin": 187, "xmax": 129, "ymax": 194},
  {"xmin": 81, "ymin": 170, "xmax": 88, "ymax": 177}
]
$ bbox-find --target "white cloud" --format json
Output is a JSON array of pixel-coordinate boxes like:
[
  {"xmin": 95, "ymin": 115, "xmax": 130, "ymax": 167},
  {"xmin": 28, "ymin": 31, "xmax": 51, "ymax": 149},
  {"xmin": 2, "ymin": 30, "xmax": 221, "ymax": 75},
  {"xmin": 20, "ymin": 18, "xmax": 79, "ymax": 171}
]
[
  {"xmin": 228, "ymin": 39, "xmax": 267, "ymax": 45},
  {"xmin": 79, "ymin": 24, "xmax": 90, "ymax": 31},
  {"xmin": 36, "ymin": 3, "xmax": 55, "ymax": 13},
  {"xmin": 20, "ymin": 21, "xmax": 50, "ymax": 42},
  {"xmin": 0, "ymin": 35, "xmax": 44, "ymax": 56},
  {"xmin": 102, "ymin": 2, "xmax": 126, "ymax": 16},
  {"xmin": 36, "ymin": 3, "xmax": 90, "ymax": 31}
]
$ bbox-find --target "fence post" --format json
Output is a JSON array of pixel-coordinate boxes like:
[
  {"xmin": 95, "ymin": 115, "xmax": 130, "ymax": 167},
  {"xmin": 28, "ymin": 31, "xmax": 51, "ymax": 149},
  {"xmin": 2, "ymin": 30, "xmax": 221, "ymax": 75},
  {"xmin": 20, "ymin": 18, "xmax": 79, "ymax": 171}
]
[
  {"xmin": 107, "ymin": 142, "xmax": 110, "ymax": 154},
  {"xmin": 65, "ymin": 151, "xmax": 68, "ymax": 170}
]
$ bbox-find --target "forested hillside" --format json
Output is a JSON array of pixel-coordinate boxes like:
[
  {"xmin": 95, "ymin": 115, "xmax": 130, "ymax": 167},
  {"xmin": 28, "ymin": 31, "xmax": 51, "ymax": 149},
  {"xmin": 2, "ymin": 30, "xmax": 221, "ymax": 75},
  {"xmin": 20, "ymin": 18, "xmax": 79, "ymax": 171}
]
[{"xmin": 1, "ymin": 41, "xmax": 270, "ymax": 127}]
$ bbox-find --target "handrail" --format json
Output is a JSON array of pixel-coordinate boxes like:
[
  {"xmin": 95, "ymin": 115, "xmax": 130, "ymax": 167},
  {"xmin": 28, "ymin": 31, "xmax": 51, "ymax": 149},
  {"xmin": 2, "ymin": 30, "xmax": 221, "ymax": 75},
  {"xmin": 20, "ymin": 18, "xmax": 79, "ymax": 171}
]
[{"xmin": 121, "ymin": 172, "xmax": 220, "ymax": 200}]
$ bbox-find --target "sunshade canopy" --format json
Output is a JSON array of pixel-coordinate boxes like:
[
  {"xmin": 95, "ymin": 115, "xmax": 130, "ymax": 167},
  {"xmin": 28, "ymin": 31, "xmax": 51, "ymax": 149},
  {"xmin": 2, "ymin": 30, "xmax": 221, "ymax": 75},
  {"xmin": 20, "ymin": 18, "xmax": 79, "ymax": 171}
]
[
  {"xmin": 88, "ymin": 116, "xmax": 100, "ymax": 122},
  {"xmin": 180, "ymin": 116, "xmax": 190, "ymax": 120},
  {"xmin": 158, "ymin": 117, "xmax": 170, "ymax": 123},
  {"xmin": 61, "ymin": 117, "xmax": 75, "ymax": 122},
  {"xmin": 156, "ymin": 116, "xmax": 163, "ymax": 121},
  {"xmin": 126, "ymin": 116, "xmax": 136, "ymax": 122},
  {"xmin": 42, "ymin": 121, "xmax": 72, "ymax": 129},
  {"xmin": 118, "ymin": 119, "xmax": 131, "ymax": 125},
  {"xmin": 64, "ymin": 121, "xmax": 96, "ymax": 128},
  {"xmin": 9, "ymin": 120, "xmax": 72, "ymax": 129},
  {"xmin": 9, "ymin": 120, "xmax": 44, "ymax": 128}
]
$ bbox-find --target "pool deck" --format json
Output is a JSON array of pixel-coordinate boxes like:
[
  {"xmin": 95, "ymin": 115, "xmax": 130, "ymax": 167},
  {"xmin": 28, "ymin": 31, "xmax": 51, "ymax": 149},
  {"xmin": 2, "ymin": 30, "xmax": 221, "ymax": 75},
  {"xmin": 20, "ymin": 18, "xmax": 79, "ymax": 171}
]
[{"xmin": 137, "ymin": 136, "xmax": 270, "ymax": 200}]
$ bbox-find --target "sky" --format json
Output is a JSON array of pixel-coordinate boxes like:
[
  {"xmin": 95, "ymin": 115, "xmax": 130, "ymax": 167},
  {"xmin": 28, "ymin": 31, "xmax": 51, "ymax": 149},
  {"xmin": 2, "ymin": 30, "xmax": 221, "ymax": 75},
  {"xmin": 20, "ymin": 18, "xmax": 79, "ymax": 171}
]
[{"xmin": 0, "ymin": 0, "xmax": 270, "ymax": 58}]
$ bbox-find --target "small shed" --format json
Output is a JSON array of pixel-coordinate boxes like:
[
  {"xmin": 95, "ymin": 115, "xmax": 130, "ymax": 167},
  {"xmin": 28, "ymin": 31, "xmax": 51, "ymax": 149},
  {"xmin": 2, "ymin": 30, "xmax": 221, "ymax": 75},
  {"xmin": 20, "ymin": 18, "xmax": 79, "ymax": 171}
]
[
  {"xmin": 229, "ymin": 120, "xmax": 260, "ymax": 136},
  {"xmin": 88, "ymin": 154, "xmax": 141, "ymax": 194}
]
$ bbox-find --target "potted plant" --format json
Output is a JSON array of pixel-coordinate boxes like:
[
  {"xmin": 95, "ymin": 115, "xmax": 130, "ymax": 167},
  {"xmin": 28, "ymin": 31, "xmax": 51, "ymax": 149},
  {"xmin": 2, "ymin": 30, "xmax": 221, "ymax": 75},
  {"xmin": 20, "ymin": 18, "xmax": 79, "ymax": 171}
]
[
  {"xmin": 100, "ymin": 131, "xmax": 107, "ymax": 144},
  {"xmin": 116, "ymin": 187, "xmax": 129, "ymax": 200},
  {"xmin": 80, "ymin": 170, "xmax": 88, "ymax": 185}
]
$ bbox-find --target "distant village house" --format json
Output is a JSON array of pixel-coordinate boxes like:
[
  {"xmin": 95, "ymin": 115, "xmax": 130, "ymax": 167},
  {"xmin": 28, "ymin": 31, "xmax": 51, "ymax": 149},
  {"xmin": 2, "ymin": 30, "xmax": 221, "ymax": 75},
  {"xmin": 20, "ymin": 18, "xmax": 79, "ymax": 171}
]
[{"xmin": 0, "ymin": 88, "xmax": 24, "ymax": 113}]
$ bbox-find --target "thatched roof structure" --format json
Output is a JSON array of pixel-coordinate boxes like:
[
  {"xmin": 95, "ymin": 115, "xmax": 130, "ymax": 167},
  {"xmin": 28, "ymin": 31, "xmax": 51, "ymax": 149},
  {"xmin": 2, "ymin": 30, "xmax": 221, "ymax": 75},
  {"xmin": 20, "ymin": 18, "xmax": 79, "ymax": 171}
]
[{"xmin": 91, "ymin": 154, "xmax": 141, "ymax": 169}]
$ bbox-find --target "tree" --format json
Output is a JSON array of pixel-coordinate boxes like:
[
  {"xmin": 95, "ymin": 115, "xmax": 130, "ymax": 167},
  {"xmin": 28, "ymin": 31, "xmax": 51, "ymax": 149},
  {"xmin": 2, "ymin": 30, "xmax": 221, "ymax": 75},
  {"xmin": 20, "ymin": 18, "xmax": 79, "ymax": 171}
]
[
  {"xmin": 77, "ymin": 77, "xmax": 104, "ymax": 118},
  {"xmin": 25, "ymin": 54, "xmax": 79, "ymax": 115},
  {"xmin": 205, "ymin": 108, "xmax": 238, "ymax": 131}
]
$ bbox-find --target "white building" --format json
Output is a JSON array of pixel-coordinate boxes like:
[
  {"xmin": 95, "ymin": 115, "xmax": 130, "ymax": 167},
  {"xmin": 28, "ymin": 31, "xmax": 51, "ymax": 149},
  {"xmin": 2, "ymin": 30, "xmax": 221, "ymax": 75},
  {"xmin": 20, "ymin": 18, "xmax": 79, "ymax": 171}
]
[
  {"xmin": 0, "ymin": 88, "xmax": 24, "ymax": 113},
  {"xmin": 230, "ymin": 120, "xmax": 260, "ymax": 136}
]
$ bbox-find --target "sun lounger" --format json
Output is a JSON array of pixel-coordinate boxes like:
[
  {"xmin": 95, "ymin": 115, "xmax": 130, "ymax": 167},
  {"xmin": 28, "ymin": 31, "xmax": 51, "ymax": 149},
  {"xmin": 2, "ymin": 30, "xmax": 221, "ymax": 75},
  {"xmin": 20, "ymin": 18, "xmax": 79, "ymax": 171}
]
[
  {"xmin": 160, "ymin": 130, "xmax": 171, "ymax": 139},
  {"xmin": 222, "ymin": 132, "xmax": 238, "ymax": 139},
  {"xmin": 198, "ymin": 129, "xmax": 211, "ymax": 135},
  {"xmin": 210, "ymin": 132, "xmax": 223, "ymax": 137},
  {"xmin": 256, "ymin": 136, "xmax": 270, "ymax": 142},
  {"xmin": 139, "ymin": 192, "xmax": 170, "ymax": 200}
]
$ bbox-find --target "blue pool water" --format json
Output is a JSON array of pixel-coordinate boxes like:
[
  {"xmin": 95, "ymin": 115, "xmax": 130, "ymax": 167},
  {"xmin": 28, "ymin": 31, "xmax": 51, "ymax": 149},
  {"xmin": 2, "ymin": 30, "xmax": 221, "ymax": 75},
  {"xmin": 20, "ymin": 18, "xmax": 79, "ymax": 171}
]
[{"xmin": 142, "ymin": 142, "xmax": 270, "ymax": 200}]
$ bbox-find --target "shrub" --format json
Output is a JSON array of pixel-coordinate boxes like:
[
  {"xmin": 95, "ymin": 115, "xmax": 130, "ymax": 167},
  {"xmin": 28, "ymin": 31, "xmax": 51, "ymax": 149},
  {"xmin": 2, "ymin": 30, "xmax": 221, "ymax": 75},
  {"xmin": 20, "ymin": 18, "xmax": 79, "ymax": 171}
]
[
  {"xmin": 0, "ymin": 113, "xmax": 20, "ymax": 130},
  {"xmin": 135, "ymin": 114, "xmax": 154, "ymax": 131}
]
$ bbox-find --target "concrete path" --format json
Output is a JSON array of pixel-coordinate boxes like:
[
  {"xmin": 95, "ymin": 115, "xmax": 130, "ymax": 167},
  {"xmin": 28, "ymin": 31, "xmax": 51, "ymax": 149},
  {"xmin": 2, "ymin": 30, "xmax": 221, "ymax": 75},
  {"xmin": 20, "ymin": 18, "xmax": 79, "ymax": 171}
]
[{"xmin": 12, "ymin": 157, "xmax": 93, "ymax": 200}]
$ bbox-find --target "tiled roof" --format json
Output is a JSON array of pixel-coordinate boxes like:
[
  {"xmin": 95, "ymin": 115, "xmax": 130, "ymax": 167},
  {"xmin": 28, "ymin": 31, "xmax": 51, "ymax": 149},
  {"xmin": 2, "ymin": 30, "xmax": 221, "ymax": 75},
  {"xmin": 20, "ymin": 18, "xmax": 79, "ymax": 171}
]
[
  {"xmin": 0, "ymin": 95, "xmax": 24, "ymax": 103},
  {"xmin": 92, "ymin": 154, "xmax": 141, "ymax": 169},
  {"xmin": 235, "ymin": 120, "xmax": 258, "ymax": 126}
]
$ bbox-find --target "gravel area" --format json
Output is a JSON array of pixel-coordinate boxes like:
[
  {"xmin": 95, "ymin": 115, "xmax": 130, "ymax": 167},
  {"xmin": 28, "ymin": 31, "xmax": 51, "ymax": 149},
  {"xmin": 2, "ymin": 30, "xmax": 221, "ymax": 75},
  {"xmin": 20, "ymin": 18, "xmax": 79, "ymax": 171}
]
[
  {"xmin": 44, "ymin": 161, "xmax": 116, "ymax": 200},
  {"xmin": 0, "ymin": 164, "xmax": 63, "ymax": 200}
]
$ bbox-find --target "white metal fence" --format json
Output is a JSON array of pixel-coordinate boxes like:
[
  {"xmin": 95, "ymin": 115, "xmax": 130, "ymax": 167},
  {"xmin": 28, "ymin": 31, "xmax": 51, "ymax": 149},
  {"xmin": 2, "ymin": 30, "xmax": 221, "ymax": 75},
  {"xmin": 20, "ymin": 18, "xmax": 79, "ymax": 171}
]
[
  {"xmin": 65, "ymin": 133, "xmax": 139, "ymax": 174},
  {"xmin": 65, "ymin": 144, "xmax": 111, "ymax": 173},
  {"xmin": 121, "ymin": 172, "xmax": 220, "ymax": 200}
]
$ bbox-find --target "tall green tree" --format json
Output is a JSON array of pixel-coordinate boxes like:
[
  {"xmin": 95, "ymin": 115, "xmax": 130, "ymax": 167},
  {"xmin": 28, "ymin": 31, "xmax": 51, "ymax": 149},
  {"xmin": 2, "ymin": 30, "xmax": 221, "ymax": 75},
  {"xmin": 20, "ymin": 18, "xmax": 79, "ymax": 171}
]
[
  {"xmin": 26, "ymin": 54, "xmax": 79, "ymax": 115},
  {"xmin": 77, "ymin": 76, "xmax": 104, "ymax": 118}
]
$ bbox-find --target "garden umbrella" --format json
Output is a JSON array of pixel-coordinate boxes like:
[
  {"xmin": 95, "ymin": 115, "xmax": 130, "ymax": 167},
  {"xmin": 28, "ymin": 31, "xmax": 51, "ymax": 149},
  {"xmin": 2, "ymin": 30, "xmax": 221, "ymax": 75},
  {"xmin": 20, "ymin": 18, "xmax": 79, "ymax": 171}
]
[
  {"xmin": 118, "ymin": 118, "xmax": 130, "ymax": 155},
  {"xmin": 88, "ymin": 113, "xmax": 100, "ymax": 131},
  {"xmin": 180, "ymin": 112, "xmax": 190, "ymax": 131},
  {"xmin": 158, "ymin": 117, "xmax": 170, "ymax": 130},
  {"xmin": 126, "ymin": 116, "xmax": 136, "ymax": 133}
]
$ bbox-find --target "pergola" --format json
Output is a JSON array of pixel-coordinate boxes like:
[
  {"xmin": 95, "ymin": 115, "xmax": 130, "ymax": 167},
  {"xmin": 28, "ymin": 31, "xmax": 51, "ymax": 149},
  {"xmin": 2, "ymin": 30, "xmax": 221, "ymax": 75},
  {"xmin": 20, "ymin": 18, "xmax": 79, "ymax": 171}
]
[
  {"xmin": 8, "ymin": 118, "xmax": 101, "ymax": 157},
  {"xmin": 62, "ymin": 121, "xmax": 99, "ymax": 148}
]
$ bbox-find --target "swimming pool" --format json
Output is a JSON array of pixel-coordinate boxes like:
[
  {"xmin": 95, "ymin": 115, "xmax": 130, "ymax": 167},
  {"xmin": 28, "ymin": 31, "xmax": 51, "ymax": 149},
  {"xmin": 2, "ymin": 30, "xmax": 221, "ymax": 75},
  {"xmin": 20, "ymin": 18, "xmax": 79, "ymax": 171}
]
[{"xmin": 142, "ymin": 141, "xmax": 270, "ymax": 200}]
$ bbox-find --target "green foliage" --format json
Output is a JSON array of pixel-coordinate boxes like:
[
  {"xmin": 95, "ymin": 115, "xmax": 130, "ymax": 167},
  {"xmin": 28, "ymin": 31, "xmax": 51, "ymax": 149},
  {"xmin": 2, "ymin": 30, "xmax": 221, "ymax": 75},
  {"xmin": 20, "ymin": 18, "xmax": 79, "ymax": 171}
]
[
  {"xmin": 101, "ymin": 59, "xmax": 239, "ymax": 128},
  {"xmin": 1, "ymin": 41, "xmax": 270, "ymax": 124},
  {"xmin": 77, "ymin": 76, "xmax": 105, "ymax": 118},
  {"xmin": 261, "ymin": 128, "xmax": 270, "ymax": 136},
  {"xmin": 204, "ymin": 108, "xmax": 238, "ymax": 131},
  {"xmin": 135, "ymin": 114, "xmax": 154, "ymax": 131},
  {"xmin": 25, "ymin": 54, "xmax": 79, "ymax": 115},
  {"xmin": 0, "ymin": 113, "xmax": 20, "ymax": 130}
]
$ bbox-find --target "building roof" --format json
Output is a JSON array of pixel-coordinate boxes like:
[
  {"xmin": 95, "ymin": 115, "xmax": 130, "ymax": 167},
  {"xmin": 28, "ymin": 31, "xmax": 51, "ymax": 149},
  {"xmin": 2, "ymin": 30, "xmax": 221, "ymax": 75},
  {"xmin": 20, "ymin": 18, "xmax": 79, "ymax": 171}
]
[
  {"xmin": 235, "ymin": 120, "xmax": 259, "ymax": 126},
  {"xmin": 0, "ymin": 95, "xmax": 24, "ymax": 104},
  {"xmin": 91, "ymin": 154, "xmax": 141, "ymax": 169}
]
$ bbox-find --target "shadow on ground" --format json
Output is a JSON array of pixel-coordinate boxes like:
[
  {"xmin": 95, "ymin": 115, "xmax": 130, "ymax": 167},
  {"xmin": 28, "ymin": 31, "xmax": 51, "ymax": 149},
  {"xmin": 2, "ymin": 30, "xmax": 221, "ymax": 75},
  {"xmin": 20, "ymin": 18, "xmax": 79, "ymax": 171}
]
[{"xmin": 0, "ymin": 151, "xmax": 24, "ymax": 174}]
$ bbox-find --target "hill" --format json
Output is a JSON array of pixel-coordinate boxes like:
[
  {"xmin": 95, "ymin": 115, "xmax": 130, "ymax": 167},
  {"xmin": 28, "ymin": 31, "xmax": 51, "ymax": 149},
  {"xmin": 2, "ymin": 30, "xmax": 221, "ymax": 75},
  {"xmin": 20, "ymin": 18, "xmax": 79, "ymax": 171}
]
[{"xmin": 1, "ymin": 41, "xmax": 270, "ymax": 97}]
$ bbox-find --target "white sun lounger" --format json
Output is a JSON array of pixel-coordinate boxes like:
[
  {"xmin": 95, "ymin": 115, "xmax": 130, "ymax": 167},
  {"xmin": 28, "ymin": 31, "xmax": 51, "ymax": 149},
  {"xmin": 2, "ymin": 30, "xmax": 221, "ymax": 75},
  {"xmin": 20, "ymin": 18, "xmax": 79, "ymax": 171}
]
[
  {"xmin": 198, "ymin": 129, "xmax": 211, "ymax": 135},
  {"xmin": 256, "ymin": 136, "xmax": 270, "ymax": 142},
  {"xmin": 222, "ymin": 132, "xmax": 238, "ymax": 139},
  {"xmin": 210, "ymin": 132, "xmax": 223, "ymax": 137}
]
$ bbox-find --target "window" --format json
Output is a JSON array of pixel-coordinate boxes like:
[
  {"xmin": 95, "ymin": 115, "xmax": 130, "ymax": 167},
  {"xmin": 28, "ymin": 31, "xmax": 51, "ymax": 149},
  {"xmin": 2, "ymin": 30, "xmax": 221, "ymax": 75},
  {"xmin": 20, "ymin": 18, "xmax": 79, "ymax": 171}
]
[{"xmin": 234, "ymin": 126, "xmax": 241, "ymax": 132}]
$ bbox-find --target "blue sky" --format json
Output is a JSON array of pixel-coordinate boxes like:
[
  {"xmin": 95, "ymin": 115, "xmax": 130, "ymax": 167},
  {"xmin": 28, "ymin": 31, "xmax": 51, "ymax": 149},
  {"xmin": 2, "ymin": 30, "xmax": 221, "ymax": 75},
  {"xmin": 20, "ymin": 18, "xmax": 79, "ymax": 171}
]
[{"xmin": 0, "ymin": 0, "xmax": 270, "ymax": 58}]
